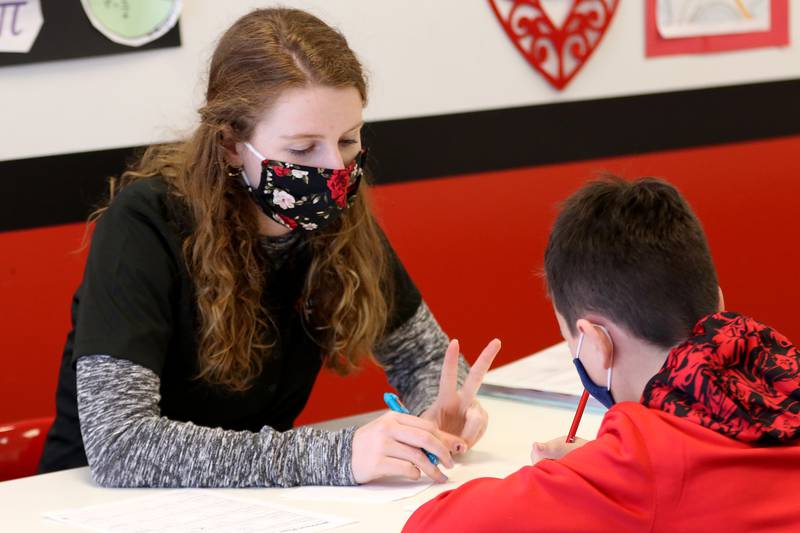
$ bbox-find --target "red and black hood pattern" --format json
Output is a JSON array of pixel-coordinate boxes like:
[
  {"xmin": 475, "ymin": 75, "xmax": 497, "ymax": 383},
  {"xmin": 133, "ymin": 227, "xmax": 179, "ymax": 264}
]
[{"xmin": 642, "ymin": 312, "xmax": 800, "ymax": 445}]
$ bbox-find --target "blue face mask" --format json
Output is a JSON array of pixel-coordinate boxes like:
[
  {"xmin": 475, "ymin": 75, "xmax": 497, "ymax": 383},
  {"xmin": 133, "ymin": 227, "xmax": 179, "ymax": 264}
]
[{"xmin": 572, "ymin": 328, "xmax": 616, "ymax": 409}]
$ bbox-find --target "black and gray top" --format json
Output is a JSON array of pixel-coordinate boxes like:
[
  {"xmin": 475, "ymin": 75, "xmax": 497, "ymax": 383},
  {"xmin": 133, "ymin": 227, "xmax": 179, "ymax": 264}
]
[{"xmin": 40, "ymin": 178, "xmax": 468, "ymax": 488}]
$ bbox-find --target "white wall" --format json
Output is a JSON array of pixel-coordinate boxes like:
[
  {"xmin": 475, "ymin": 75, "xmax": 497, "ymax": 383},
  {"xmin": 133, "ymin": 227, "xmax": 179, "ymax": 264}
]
[{"xmin": 1, "ymin": 0, "xmax": 798, "ymax": 162}]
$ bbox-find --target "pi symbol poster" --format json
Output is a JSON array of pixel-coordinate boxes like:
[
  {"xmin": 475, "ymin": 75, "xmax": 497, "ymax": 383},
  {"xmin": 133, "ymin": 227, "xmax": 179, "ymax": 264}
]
[{"xmin": 0, "ymin": 0, "xmax": 43, "ymax": 53}]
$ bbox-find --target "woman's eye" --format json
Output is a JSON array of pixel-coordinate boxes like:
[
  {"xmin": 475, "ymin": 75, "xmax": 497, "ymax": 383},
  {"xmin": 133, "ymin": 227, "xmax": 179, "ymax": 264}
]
[
  {"xmin": 339, "ymin": 139, "xmax": 358, "ymax": 146},
  {"xmin": 287, "ymin": 145, "xmax": 314, "ymax": 155}
]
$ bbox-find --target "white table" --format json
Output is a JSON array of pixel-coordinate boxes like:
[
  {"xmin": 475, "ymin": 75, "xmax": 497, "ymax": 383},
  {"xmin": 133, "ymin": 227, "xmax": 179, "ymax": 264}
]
[{"xmin": 0, "ymin": 347, "xmax": 602, "ymax": 532}]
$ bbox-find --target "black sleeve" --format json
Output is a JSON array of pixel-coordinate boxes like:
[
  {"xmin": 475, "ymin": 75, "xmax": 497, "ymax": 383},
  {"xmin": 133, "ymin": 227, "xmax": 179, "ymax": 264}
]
[
  {"xmin": 72, "ymin": 180, "xmax": 178, "ymax": 375},
  {"xmin": 381, "ymin": 229, "xmax": 423, "ymax": 334}
]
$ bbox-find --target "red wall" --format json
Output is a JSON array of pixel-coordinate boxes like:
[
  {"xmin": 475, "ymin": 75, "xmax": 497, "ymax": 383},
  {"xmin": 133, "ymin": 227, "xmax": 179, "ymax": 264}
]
[{"xmin": 2, "ymin": 135, "xmax": 799, "ymax": 425}]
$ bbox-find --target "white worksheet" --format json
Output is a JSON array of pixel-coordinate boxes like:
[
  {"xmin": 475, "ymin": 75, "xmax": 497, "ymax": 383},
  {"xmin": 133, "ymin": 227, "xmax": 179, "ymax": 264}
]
[
  {"xmin": 43, "ymin": 490, "xmax": 356, "ymax": 532},
  {"xmin": 482, "ymin": 342, "xmax": 580, "ymax": 394},
  {"xmin": 278, "ymin": 463, "xmax": 469, "ymax": 504}
]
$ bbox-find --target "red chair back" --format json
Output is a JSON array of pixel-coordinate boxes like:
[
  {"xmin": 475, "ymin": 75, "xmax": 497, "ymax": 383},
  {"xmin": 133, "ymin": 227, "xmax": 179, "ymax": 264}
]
[{"xmin": 0, "ymin": 416, "xmax": 53, "ymax": 482}]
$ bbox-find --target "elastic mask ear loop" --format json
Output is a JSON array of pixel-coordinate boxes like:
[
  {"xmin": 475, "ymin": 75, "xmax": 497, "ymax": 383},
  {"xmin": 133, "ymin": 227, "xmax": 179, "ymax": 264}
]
[
  {"xmin": 595, "ymin": 325, "xmax": 614, "ymax": 391},
  {"xmin": 575, "ymin": 325, "xmax": 614, "ymax": 391},
  {"xmin": 240, "ymin": 168, "xmax": 253, "ymax": 190},
  {"xmin": 243, "ymin": 142, "xmax": 266, "ymax": 161},
  {"xmin": 574, "ymin": 332, "xmax": 585, "ymax": 360},
  {"xmin": 240, "ymin": 142, "xmax": 267, "ymax": 190}
]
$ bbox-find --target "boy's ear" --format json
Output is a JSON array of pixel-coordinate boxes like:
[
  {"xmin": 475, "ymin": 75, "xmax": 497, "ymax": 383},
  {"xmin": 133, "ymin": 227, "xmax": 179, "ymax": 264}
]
[
  {"xmin": 718, "ymin": 286, "xmax": 725, "ymax": 312},
  {"xmin": 221, "ymin": 125, "xmax": 243, "ymax": 167},
  {"xmin": 576, "ymin": 318, "xmax": 614, "ymax": 370}
]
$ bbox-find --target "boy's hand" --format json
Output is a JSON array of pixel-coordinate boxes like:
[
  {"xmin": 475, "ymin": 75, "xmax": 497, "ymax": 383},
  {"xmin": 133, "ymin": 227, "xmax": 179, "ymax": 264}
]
[{"xmin": 530, "ymin": 436, "xmax": 589, "ymax": 464}]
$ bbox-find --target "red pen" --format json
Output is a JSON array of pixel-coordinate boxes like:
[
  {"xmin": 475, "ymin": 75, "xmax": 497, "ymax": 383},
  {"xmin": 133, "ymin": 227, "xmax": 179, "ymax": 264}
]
[{"xmin": 566, "ymin": 390, "xmax": 590, "ymax": 443}]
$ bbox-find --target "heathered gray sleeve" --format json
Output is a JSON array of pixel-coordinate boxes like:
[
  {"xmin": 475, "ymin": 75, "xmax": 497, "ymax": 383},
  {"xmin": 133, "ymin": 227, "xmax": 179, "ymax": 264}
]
[
  {"xmin": 373, "ymin": 301, "xmax": 470, "ymax": 415},
  {"xmin": 76, "ymin": 355, "xmax": 356, "ymax": 488}
]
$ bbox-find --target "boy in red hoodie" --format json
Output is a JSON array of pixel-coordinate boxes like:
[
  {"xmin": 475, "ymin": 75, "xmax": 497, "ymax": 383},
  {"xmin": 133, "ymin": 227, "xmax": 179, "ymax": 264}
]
[{"xmin": 404, "ymin": 177, "xmax": 800, "ymax": 532}]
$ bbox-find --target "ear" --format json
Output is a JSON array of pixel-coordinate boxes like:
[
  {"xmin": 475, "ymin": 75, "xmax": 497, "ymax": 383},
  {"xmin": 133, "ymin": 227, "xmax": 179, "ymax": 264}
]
[
  {"xmin": 717, "ymin": 286, "xmax": 725, "ymax": 312},
  {"xmin": 575, "ymin": 318, "xmax": 614, "ymax": 370},
  {"xmin": 220, "ymin": 125, "xmax": 244, "ymax": 167}
]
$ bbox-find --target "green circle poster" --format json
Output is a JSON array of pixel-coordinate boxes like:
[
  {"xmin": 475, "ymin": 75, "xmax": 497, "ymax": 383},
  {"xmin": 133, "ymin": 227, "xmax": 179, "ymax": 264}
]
[{"xmin": 81, "ymin": 0, "xmax": 182, "ymax": 47}]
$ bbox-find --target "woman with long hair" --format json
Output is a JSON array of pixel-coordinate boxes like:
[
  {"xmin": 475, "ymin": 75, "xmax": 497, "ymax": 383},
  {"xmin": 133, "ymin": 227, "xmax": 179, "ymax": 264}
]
[{"xmin": 39, "ymin": 8, "xmax": 500, "ymax": 487}]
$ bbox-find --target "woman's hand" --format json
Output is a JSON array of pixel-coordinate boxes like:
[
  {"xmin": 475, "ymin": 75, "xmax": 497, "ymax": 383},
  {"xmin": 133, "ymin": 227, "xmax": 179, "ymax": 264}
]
[
  {"xmin": 421, "ymin": 338, "xmax": 502, "ymax": 452},
  {"xmin": 351, "ymin": 411, "xmax": 456, "ymax": 484},
  {"xmin": 530, "ymin": 436, "xmax": 589, "ymax": 464}
]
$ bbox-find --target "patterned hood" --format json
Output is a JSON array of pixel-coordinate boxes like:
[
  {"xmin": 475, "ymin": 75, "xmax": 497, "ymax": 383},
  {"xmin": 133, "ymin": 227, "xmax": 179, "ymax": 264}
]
[{"xmin": 642, "ymin": 312, "xmax": 800, "ymax": 444}]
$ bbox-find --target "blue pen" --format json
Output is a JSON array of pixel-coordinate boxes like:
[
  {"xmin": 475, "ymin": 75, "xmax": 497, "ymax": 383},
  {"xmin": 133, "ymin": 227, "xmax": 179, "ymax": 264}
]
[{"xmin": 383, "ymin": 392, "xmax": 440, "ymax": 466}]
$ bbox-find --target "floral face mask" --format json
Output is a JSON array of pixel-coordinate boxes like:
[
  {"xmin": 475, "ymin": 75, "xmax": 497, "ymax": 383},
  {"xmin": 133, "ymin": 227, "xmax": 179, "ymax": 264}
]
[{"xmin": 241, "ymin": 142, "xmax": 365, "ymax": 232}]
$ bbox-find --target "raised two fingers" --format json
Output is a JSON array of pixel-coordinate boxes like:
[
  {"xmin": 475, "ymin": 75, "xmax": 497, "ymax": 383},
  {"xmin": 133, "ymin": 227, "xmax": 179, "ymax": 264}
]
[
  {"xmin": 437, "ymin": 339, "xmax": 462, "ymax": 398},
  {"xmin": 459, "ymin": 338, "xmax": 502, "ymax": 402}
]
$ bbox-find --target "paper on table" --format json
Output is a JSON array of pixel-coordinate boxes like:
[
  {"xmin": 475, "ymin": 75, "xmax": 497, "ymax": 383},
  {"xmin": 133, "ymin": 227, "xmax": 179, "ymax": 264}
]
[
  {"xmin": 281, "ymin": 470, "xmax": 449, "ymax": 503},
  {"xmin": 403, "ymin": 459, "xmax": 524, "ymax": 512},
  {"xmin": 43, "ymin": 490, "xmax": 356, "ymax": 533},
  {"xmin": 482, "ymin": 342, "xmax": 581, "ymax": 394},
  {"xmin": 480, "ymin": 342, "xmax": 603, "ymax": 411}
]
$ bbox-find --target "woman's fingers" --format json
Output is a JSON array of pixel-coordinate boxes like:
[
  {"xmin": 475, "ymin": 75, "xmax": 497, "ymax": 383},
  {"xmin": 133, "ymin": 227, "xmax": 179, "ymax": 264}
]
[
  {"xmin": 392, "ymin": 411, "xmax": 439, "ymax": 432},
  {"xmin": 376, "ymin": 456, "xmax": 421, "ymax": 481},
  {"xmin": 437, "ymin": 339, "xmax": 461, "ymax": 398},
  {"xmin": 459, "ymin": 339, "xmax": 502, "ymax": 402},
  {"xmin": 392, "ymin": 412, "xmax": 466, "ymax": 456},
  {"xmin": 458, "ymin": 401, "xmax": 488, "ymax": 448},
  {"xmin": 439, "ymin": 429, "xmax": 467, "ymax": 455},
  {"xmin": 389, "ymin": 423, "xmax": 454, "ymax": 468},
  {"xmin": 385, "ymin": 441, "xmax": 448, "ymax": 483},
  {"xmin": 352, "ymin": 411, "xmax": 455, "ymax": 484}
]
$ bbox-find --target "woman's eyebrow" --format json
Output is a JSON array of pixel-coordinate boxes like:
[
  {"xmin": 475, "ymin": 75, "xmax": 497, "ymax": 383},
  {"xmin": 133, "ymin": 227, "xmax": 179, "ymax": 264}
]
[
  {"xmin": 344, "ymin": 121, "xmax": 365, "ymax": 133},
  {"xmin": 279, "ymin": 121, "xmax": 364, "ymax": 140},
  {"xmin": 280, "ymin": 133, "xmax": 323, "ymax": 140}
]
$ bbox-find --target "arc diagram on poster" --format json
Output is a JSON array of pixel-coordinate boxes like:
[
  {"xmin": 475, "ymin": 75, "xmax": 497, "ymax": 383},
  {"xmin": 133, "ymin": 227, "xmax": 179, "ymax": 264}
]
[
  {"xmin": 81, "ymin": 0, "xmax": 181, "ymax": 47},
  {"xmin": 657, "ymin": 0, "xmax": 771, "ymax": 38}
]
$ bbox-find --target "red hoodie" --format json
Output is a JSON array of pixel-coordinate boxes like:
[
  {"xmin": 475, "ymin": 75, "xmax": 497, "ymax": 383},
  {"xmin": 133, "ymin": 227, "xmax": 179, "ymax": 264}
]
[{"xmin": 404, "ymin": 313, "xmax": 800, "ymax": 532}]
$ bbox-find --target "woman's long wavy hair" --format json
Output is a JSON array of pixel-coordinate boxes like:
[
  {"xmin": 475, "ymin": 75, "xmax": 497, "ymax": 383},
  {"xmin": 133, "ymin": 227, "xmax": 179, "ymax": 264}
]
[{"xmin": 90, "ymin": 8, "xmax": 393, "ymax": 391}]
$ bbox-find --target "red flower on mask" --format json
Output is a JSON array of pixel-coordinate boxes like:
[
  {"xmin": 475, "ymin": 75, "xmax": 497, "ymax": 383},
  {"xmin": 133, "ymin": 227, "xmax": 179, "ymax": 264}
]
[
  {"xmin": 327, "ymin": 169, "xmax": 351, "ymax": 208},
  {"xmin": 277, "ymin": 214, "xmax": 298, "ymax": 229},
  {"xmin": 269, "ymin": 164, "xmax": 292, "ymax": 177}
]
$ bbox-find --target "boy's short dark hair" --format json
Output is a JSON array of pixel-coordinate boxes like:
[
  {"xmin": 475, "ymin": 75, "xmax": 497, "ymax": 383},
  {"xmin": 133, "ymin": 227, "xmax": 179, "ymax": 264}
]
[{"xmin": 544, "ymin": 177, "xmax": 719, "ymax": 348}]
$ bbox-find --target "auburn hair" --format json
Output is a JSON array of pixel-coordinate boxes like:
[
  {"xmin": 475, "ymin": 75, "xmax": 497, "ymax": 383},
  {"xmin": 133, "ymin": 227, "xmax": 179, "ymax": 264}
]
[{"xmin": 90, "ymin": 8, "xmax": 393, "ymax": 390}]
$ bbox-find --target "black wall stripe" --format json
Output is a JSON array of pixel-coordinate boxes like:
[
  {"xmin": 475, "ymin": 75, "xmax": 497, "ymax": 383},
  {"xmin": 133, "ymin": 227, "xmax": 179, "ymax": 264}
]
[{"xmin": 2, "ymin": 78, "xmax": 799, "ymax": 232}]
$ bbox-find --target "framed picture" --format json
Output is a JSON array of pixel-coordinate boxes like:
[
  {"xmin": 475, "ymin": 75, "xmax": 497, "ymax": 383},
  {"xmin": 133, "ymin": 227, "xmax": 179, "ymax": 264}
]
[{"xmin": 645, "ymin": 0, "xmax": 789, "ymax": 57}]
